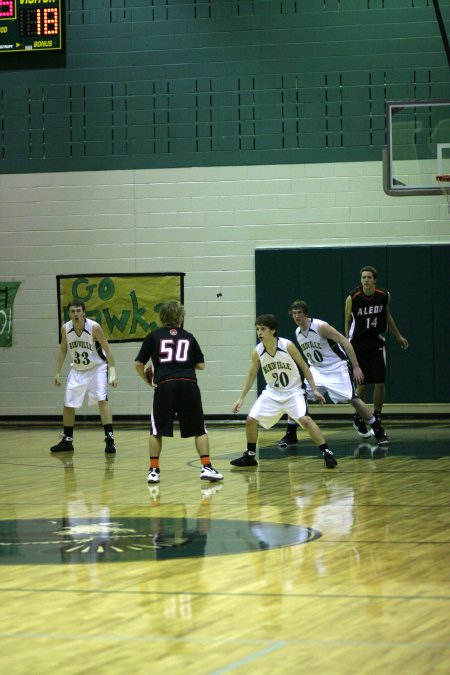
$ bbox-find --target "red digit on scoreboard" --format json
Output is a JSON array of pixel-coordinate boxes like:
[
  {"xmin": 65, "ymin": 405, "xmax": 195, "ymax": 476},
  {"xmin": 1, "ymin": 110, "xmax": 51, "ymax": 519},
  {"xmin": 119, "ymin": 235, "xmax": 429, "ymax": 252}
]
[
  {"xmin": 0, "ymin": 1, "xmax": 14, "ymax": 19},
  {"xmin": 44, "ymin": 9, "xmax": 59, "ymax": 35}
]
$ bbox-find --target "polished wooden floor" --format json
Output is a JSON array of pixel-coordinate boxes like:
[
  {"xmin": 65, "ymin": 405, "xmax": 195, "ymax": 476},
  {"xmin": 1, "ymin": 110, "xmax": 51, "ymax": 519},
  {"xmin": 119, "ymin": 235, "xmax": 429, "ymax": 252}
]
[{"xmin": 0, "ymin": 419, "xmax": 449, "ymax": 674}]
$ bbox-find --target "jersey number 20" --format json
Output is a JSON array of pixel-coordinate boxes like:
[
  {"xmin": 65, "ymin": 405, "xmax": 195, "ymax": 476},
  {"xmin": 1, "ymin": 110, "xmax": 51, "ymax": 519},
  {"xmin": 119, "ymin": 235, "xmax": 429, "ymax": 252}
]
[{"xmin": 272, "ymin": 371, "xmax": 289, "ymax": 387}]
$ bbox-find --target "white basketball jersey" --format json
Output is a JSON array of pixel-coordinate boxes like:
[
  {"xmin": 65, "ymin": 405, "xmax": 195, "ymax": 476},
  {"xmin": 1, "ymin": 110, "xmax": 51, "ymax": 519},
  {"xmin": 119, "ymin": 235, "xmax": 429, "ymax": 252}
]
[
  {"xmin": 296, "ymin": 318, "xmax": 348, "ymax": 372},
  {"xmin": 65, "ymin": 318, "xmax": 106, "ymax": 371},
  {"xmin": 257, "ymin": 337, "xmax": 304, "ymax": 397}
]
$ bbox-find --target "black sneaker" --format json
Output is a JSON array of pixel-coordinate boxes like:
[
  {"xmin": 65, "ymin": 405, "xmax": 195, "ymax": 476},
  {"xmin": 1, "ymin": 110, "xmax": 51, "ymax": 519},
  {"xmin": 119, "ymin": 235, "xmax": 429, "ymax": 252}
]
[
  {"xmin": 104, "ymin": 433, "xmax": 117, "ymax": 454},
  {"xmin": 105, "ymin": 440, "xmax": 117, "ymax": 454},
  {"xmin": 322, "ymin": 448, "xmax": 337, "ymax": 469},
  {"xmin": 352, "ymin": 415, "xmax": 372, "ymax": 439},
  {"xmin": 373, "ymin": 424, "xmax": 389, "ymax": 446},
  {"xmin": 230, "ymin": 452, "xmax": 258, "ymax": 467},
  {"xmin": 278, "ymin": 431, "xmax": 298, "ymax": 448},
  {"xmin": 374, "ymin": 411, "xmax": 383, "ymax": 424},
  {"xmin": 50, "ymin": 436, "xmax": 74, "ymax": 452}
]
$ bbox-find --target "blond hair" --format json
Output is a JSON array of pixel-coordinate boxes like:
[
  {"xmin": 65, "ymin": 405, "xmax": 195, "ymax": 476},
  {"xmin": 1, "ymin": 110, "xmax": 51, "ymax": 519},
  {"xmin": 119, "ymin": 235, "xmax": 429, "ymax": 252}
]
[{"xmin": 159, "ymin": 301, "xmax": 185, "ymax": 327}]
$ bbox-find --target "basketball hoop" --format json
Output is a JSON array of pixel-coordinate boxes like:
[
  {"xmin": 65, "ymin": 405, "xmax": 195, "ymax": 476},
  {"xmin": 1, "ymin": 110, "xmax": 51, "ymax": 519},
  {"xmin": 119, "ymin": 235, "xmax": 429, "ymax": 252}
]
[{"xmin": 436, "ymin": 174, "xmax": 450, "ymax": 212}]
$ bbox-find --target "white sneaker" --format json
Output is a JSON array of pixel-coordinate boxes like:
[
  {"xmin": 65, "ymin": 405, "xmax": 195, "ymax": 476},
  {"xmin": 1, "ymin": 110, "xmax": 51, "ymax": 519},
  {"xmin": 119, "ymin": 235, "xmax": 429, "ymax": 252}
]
[
  {"xmin": 200, "ymin": 465, "xmax": 224, "ymax": 482},
  {"xmin": 147, "ymin": 468, "xmax": 160, "ymax": 484}
]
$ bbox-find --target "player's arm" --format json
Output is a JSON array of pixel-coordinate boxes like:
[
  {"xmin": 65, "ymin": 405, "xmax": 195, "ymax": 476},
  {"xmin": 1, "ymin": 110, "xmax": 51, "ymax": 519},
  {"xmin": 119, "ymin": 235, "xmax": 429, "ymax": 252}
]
[
  {"xmin": 286, "ymin": 341, "xmax": 325, "ymax": 405},
  {"xmin": 54, "ymin": 325, "xmax": 68, "ymax": 386},
  {"xmin": 134, "ymin": 359, "xmax": 156, "ymax": 387},
  {"xmin": 134, "ymin": 359, "xmax": 147, "ymax": 382},
  {"xmin": 318, "ymin": 322, "xmax": 365, "ymax": 384},
  {"xmin": 232, "ymin": 349, "xmax": 260, "ymax": 413},
  {"xmin": 344, "ymin": 295, "xmax": 353, "ymax": 338},
  {"xmin": 93, "ymin": 324, "xmax": 118, "ymax": 386},
  {"xmin": 386, "ymin": 293, "xmax": 409, "ymax": 349}
]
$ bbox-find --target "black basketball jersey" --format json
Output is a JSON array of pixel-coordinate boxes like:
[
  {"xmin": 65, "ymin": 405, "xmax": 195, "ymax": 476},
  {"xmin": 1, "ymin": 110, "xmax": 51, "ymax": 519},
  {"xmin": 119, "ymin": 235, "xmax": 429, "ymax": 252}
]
[
  {"xmin": 135, "ymin": 326, "xmax": 204, "ymax": 384},
  {"xmin": 348, "ymin": 285, "xmax": 389, "ymax": 341}
]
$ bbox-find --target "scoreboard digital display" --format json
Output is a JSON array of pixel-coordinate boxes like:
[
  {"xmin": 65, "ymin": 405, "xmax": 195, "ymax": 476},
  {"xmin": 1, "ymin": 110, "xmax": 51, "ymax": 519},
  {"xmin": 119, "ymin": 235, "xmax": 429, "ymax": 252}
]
[{"xmin": 0, "ymin": 0, "xmax": 63, "ymax": 53}]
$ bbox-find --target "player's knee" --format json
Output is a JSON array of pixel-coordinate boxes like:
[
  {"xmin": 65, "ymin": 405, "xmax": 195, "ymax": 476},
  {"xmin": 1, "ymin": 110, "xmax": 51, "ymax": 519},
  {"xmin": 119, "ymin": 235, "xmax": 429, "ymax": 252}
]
[{"xmin": 297, "ymin": 415, "xmax": 312, "ymax": 429}]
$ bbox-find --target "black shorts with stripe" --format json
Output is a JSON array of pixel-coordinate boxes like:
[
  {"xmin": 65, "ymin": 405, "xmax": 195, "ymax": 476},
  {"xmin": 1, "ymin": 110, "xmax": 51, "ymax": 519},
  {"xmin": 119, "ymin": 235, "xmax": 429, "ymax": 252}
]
[
  {"xmin": 151, "ymin": 379, "xmax": 206, "ymax": 438},
  {"xmin": 351, "ymin": 337, "xmax": 386, "ymax": 384}
]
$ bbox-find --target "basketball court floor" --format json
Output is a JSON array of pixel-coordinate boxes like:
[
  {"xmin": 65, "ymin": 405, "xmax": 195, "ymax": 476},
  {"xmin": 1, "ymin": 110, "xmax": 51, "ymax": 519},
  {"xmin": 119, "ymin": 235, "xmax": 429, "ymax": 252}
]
[{"xmin": 0, "ymin": 418, "xmax": 449, "ymax": 674}]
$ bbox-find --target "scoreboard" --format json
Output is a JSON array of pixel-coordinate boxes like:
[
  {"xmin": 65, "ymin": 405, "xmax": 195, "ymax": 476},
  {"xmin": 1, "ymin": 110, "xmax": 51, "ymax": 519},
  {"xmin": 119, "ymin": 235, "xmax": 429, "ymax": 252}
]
[{"xmin": 0, "ymin": 0, "xmax": 63, "ymax": 53}]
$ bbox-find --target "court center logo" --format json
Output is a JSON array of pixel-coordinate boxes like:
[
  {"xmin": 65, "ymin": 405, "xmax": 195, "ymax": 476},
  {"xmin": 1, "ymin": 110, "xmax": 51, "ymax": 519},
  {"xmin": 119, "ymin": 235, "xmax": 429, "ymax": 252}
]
[{"xmin": 0, "ymin": 517, "xmax": 321, "ymax": 564}]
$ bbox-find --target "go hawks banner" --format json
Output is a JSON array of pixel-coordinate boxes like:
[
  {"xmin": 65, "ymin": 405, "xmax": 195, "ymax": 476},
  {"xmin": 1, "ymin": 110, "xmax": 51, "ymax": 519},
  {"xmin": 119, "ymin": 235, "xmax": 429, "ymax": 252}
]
[{"xmin": 57, "ymin": 273, "xmax": 185, "ymax": 343}]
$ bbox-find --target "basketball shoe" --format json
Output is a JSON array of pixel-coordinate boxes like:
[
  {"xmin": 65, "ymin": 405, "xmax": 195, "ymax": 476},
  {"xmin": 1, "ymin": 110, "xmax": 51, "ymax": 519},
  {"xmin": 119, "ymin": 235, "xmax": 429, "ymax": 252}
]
[
  {"xmin": 50, "ymin": 436, "xmax": 74, "ymax": 452},
  {"xmin": 352, "ymin": 414, "xmax": 372, "ymax": 439},
  {"xmin": 322, "ymin": 448, "xmax": 338, "ymax": 469},
  {"xmin": 147, "ymin": 468, "xmax": 160, "ymax": 484},
  {"xmin": 372, "ymin": 424, "xmax": 389, "ymax": 446},
  {"xmin": 104, "ymin": 432, "xmax": 117, "ymax": 454},
  {"xmin": 278, "ymin": 427, "xmax": 298, "ymax": 448},
  {"xmin": 230, "ymin": 451, "xmax": 258, "ymax": 467},
  {"xmin": 200, "ymin": 465, "xmax": 224, "ymax": 482}
]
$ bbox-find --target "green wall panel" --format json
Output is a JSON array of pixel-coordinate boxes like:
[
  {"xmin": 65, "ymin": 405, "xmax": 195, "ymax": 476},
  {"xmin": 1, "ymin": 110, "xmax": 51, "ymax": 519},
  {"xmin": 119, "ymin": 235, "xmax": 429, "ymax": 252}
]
[
  {"xmin": 256, "ymin": 244, "xmax": 450, "ymax": 404},
  {"xmin": 432, "ymin": 246, "xmax": 450, "ymax": 402}
]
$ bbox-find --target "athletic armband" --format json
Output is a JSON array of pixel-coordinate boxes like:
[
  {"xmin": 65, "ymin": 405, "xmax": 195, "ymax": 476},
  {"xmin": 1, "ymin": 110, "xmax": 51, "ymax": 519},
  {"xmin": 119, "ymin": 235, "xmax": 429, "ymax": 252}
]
[{"xmin": 109, "ymin": 367, "xmax": 116, "ymax": 384}]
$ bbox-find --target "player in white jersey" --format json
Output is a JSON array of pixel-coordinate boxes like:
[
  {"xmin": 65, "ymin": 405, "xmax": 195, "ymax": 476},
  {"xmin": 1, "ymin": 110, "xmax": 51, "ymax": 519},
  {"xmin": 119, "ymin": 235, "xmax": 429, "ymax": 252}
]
[
  {"xmin": 50, "ymin": 300, "xmax": 118, "ymax": 455},
  {"xmin": 278, "ymin": 300, "xmax": 388, "ymax": 448},
  {"xmin": 230, "ymin": 314, "xmax": 338, "ymax": 469}
]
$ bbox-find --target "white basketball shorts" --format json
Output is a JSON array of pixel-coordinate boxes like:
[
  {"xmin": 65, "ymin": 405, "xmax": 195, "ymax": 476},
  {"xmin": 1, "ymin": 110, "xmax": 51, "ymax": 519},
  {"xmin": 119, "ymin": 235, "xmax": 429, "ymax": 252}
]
[
  {"xmin": 65, "ymin": 363, "xmax": 108, "ymax": 408},
  {"xmin": 305, "ymin": 363, "xmax": 354, "ymax": 403},
  {"xmin": 248, "ymin": 386, "xmax": 307, "ymax": 429}
]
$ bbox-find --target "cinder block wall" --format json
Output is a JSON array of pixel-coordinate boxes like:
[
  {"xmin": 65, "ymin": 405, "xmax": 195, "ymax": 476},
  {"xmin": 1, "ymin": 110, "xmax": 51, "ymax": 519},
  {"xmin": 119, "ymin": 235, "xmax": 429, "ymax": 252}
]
[{"xmin": 1, "ymin": 163, "xmax": 448, "ymax": 416}]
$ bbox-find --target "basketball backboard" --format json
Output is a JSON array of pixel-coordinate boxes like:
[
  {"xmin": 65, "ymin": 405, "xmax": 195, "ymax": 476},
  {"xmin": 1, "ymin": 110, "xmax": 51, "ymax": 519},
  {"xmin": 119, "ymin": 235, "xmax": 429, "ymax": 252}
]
[{"xmin": 383, "ymin": 99, "xmax": 450, "ymax": 196}]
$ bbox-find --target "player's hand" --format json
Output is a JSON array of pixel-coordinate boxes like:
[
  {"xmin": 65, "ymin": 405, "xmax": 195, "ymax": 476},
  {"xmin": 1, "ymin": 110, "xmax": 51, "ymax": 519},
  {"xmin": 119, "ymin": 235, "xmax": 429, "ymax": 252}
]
[
  {"xmin": 352, "ymin": 366, "xmax": 365, "ymax": 385},
  {"xmin": 312, "ymin": 388, "xmax": 326, "ymax": 405},
  {"xmin": 232, "ymin": 398, "xmax": 243, "ymax": 414},
  {"xmin": 54, "ymin": 374, "xmax": 61, "ymax": 386},
  {"xmin": 109, "ymin": 367, "xmax": 118, "ymax": 387},
  {"xmin": 399, "ymin": 337, "xmax": 409, "ymax": 350}
]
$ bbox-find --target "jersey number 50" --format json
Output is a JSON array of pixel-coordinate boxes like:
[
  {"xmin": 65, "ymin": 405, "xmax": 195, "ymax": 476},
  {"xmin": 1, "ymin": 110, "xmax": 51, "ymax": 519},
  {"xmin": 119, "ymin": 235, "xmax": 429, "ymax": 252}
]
[{"xmin": 160, "ymin": 339, "xmax": 189, "ymax": 363}]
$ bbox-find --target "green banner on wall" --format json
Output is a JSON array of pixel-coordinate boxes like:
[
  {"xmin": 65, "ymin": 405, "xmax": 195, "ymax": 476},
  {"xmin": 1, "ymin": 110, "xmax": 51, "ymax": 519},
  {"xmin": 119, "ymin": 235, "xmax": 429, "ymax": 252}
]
[
  {"xmin": 57, "ymin": 273, "xmax": 185, "ymax": 343},
  {"xmin": 0, "ymin": 281, "xmax": 21, "ymax": 348}
]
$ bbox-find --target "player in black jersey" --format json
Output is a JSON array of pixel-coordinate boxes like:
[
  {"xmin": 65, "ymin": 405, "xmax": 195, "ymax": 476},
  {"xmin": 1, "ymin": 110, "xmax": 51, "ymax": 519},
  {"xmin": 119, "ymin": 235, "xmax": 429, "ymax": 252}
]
[
  {"xmin": 345, "ymin": 266, "xmax": 409, "ymax": 437},
  {"xmin": 135, "ymin": 301, "xmax": 223, "ymax": 485}
]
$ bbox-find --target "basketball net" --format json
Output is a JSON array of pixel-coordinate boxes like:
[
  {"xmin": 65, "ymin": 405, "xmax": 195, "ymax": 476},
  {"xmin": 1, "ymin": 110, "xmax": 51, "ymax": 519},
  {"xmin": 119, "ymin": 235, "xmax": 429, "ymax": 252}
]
[{"xmin": 436, "ymin": 175, "xmax": 450, "ymax": 213}]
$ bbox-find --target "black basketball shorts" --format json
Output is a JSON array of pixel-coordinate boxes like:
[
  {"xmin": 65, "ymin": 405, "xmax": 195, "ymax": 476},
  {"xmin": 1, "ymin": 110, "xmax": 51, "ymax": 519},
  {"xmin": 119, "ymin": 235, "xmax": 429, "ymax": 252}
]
[
  {"xmin": 151, "ymin": 379, "xmax": 207, "ymax": 438},
  {"xmin": 351, "ymin": 337, "xmax": 386, "ymax": 384}
]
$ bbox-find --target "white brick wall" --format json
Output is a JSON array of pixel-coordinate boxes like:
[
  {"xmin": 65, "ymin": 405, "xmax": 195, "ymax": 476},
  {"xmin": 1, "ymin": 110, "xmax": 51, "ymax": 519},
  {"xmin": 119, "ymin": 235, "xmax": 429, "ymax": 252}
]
[{"xmin": 0, "ymin": 162, "xmax": 448, "ymax": 417}]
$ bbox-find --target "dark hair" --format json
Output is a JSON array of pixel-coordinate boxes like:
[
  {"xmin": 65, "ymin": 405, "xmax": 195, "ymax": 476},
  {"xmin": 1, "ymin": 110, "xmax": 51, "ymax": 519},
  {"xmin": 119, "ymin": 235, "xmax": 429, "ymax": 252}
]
[
  {"xmin": 160, "ymin": 300, "xmax": 185, "ymax": 327},
  {"xmin": 289, "ymin": 300, "xmax": 309, "ymax": 315},
  {"xmin": 360, "ymin": 265, "xmax": 377, "ymax": 279},
  {"xmin": 255, "ymin": 313, "xmax": 278, "ymax": 334},
  {"xmin": 67, "ymin": 299, "xmax": 86, "ymax": 311}
]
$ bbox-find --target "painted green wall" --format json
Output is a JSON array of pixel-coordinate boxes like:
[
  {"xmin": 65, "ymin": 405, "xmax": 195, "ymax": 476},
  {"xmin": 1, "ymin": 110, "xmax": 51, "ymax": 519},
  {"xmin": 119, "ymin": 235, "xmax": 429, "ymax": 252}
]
[{"xmin": 1, "ymin": 1, "xmax": 449, "ymax": 173}]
